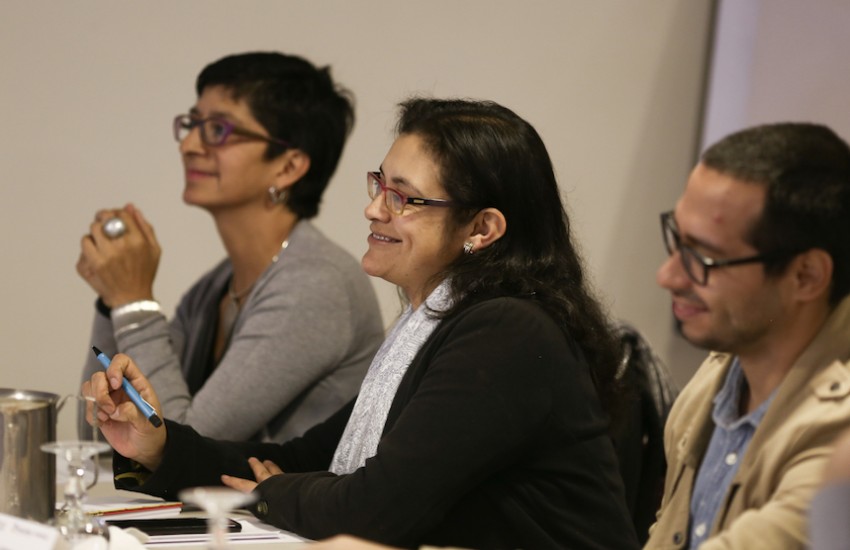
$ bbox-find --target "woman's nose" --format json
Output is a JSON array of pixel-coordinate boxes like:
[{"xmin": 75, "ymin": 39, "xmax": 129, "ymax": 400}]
[
  {"xmin": 179, "ymin": 125, "xmax": 205, "ymax": 155},
  {"xmin": 364, "ymin": 192, "xmax": 390, "ymax": 221}
]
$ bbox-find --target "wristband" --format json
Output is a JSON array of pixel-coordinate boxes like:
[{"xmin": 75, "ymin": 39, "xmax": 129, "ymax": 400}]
[{"xmin": 111, "ymin": 300, "xmax": 162, "ymax": 333}]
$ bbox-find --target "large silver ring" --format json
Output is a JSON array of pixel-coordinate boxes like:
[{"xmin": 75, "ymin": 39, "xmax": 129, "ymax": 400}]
[{"xmin": 103, "ymin": 217, "xmax": 127, "ymax": 239}]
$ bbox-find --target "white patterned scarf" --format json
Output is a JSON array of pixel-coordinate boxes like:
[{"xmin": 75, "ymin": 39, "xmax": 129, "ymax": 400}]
[{"xmin": 329, "ymin": 280, "xmax": 453, "ymax": 475}]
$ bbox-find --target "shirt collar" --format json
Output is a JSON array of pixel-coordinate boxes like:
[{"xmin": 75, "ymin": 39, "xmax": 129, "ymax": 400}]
[{"xmin": 711, "ymin": 358, "xmax": 776, "ymax": 430}]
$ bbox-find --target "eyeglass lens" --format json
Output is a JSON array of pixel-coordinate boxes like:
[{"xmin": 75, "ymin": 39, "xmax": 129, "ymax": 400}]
[
  {"xmin": 174, "ymin": 116, "xmax": 231, "ymax": 146},
  {"xmin": 367, "ymin": 173, "xmax": 405, "ymax": 214},
  {"xmin": 662, "ymin": 216, "xmax": 706, "ymax": 285}
]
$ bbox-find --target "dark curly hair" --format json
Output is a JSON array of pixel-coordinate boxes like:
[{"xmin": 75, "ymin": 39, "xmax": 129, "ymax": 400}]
[
  {"xmin": 395, "ymin": 97, "xmax": 621, "ymax": 413},
  {"xmin": 196, "ymin": 51, "xmax": 355, "ymax": 219}
]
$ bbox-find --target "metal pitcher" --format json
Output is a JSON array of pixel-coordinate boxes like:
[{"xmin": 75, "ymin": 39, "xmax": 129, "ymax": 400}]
[{"xmin": 0, "ymin": 388, "xmax": 60, "ymax": 522}]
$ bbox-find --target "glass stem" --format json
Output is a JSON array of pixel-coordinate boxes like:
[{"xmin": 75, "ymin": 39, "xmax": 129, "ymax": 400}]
[
  {"xmin": 63, "ymin": 459, "xmax": 87, "ymax": 533},
  {"xmin": 208, "ymin": 514, "xmax": 228, "ymax": 550}
]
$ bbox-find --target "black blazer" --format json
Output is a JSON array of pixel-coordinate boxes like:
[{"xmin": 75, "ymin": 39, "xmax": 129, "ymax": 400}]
[{"xmin": 116, "ymin": 297, "xmax": 639, "ymax": 550}]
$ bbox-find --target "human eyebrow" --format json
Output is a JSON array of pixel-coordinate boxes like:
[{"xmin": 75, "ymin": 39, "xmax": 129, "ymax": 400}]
[
  {"xmin": 680, "ymin": 232, "xmax": 730, "ymax": 258},
  {"xmin": 377, "ymin": 164, "xmax": 432, "ymax": 197},
  {"xmin": 375, "ymin": 166, "xmax": 410, "ymax": 193},
  {"xmin": 388, "ymin": 175, "xmax": 423, "ymax": 196},
  {"xmin": 391, "ymin": 177, "xmax": 420, "ymax": 194},
  {"xmin": 187, "ymin": 107, "xmax": 240, "ymax": 123},
  {"xmin": 670, "ymin": 211, "xmax": 729, "ymax": 257}
]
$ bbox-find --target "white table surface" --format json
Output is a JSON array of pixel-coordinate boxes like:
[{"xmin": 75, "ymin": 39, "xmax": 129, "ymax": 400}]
[{"xmin": 79, "ymin": 456, "xmax": 312, "ymax": 549}]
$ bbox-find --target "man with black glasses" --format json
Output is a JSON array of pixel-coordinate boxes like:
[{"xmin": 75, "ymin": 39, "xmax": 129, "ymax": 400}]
[{"xmin": 646, "ymin": 123, "xmax": 850, "ymax": 549}]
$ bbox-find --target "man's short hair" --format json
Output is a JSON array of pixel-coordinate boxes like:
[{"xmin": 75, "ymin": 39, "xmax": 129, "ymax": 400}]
[{"xmin": 702, "ymin": 123, "xmax": 850, "ymax": 305}]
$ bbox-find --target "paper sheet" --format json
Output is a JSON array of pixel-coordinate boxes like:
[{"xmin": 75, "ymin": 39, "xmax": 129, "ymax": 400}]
[{"xmin": 74, "ymin": 495, "xmax": 182, "ymax": 520}]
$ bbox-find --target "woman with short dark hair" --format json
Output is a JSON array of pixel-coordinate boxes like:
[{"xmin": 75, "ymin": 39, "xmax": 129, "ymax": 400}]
[{"xmin": 77, "ymin": 52, "xmax": 383, "ymax": 444}]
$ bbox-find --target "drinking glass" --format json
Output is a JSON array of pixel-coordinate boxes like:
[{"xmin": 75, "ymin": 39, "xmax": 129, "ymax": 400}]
[
  {"xmin": 178, "ymin": 486, "xmax": 256, "ymax": 550},
  {"xmin": 41, "ymin": 439, "xmax": 111, "ymax": 548},
  {"xmin": 41, "ymin": 394, "xmax": 110, "ymax": 549}
]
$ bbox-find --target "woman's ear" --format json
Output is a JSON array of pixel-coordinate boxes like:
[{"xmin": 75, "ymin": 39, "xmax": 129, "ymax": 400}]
[
  {"xmin": 273, "ymin": 149, "xmax": 311, "ymax": 189},
  {"xmin": 465, "ymin": 208, "xmax": 507, "ymax": 253}
]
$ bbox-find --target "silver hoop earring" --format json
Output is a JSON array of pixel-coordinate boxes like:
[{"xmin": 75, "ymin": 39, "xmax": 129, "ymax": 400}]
[
  {"xmin": 463, "ymin": 241, "xmax": 474, "ymax": 255},
  {"xmin": 268, "ymin": 186, "xmax": 288, "ymax": 205}
]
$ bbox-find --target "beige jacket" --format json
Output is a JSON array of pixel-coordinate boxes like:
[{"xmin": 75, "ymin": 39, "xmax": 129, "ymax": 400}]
[{"xmin": 645, "ymin": 295, "xmax": 850, "ymax": 549}]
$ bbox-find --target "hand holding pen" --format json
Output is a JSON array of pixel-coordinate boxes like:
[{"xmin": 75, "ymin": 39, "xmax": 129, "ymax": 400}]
[
  {"xmin": 83, "ymin": 349, "xmax": 167, "ymax": 471},
  {"xmin": 93, "ymin": 347, "xmax": 162, "ymax": 427}
]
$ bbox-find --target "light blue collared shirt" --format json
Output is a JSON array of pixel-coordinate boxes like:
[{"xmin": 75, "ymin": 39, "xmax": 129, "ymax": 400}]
[{"xmin": 688, "ymin": 359, "xmax": 777, "ymax": 548}]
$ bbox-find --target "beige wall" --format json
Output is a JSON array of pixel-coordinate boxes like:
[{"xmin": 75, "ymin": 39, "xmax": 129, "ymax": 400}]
[{"xmin": 0, "ymin": 1, "xmax": 716, "ymax": 440}]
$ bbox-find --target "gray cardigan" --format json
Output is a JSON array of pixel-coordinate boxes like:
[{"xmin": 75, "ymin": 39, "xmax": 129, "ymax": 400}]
[{"xmin": 80, "ymin": 220, "xmax": 384, "ymax": 443}]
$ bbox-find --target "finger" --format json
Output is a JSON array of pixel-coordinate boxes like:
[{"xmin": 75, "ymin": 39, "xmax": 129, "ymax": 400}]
[
  {"xmin": 129, "ymin": 205, "xmax": 160, "ymax": 251},
  {"xmin": 107, "ymin": 353, "xmax": 162, "ymax": 413},
  {"xmin": 81, "ymin": 380, "xmax": 101, "ymax": 424},
  {"xmin": 105, "ymin": 211, "xmax": 136, "ymax": 241},
  {"xmin": 89, "ymin": 218, "xmax": 123, "ymax": 247},
  {"xmin": 221, "ymin": 474, "xmax": 258, "ymax": 494},
  {"xmin": 79, "ymin": 234, "xmax": 101, "ymax": 265},
  {"xmin": 310, "ymin": 536, "xmax": 392, "ymax": 549},
  {"xmin": 89, "ymin": 219, "xmax": 107, "ymax": 243},
  {"xmin": 89, "ymin": 371, "xmax": 118, "ymax": 420},
  {"xmin": 246, "ymin": 457, "xmax": 273, "ymax": 482},
  {"xmin": 76, "ymin": 253, "xmax": 91, "ymax": 279},
  {"xmin": 95, "ymin": 208, "xmax": 121, "ymax": 223},
  {"xmin": 262, "ymin": 460, "xmax": 284, "ymax": 475},
  {"xmin": 79, "ymin": 235, "xmax": 109, "ymax": 278},
  {"xmin": 82, "ymin": 381, "xmax": 109, "ymax": 426},
  {"xmin": 80, "ymin": 232, "xmax": 95, "ymax": 251}
]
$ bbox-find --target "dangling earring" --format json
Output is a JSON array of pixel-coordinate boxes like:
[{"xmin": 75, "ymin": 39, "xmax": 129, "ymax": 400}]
[
  {"xmin": 463, "ymin": 241, "xmax": 474, "ymax": 255},
  {"xmin": 268, "ymin": 186, "xmax": 288, "ymax": 205}
]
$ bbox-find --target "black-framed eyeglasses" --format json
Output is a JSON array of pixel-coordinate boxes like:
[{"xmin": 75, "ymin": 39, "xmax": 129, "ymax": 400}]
[
  {"xmin": 660, "ymin": 211, "xmax": 776, "ymax": 286},
  {"xmin": 367, "ymin": 171, "xmax": 455, "ymax": 215},
  {"xmin": 173, "ymin": 114, "xmax": 291, "ymax": 148}
]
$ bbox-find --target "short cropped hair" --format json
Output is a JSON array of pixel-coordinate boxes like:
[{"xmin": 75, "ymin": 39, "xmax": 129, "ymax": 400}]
[
  {"xmin": 197, "ymin": 52, "xmax": 355, "ymax": 219},
  {"xmin": 702, "ymin": 123, "xmax": 850, "ymax": 305}
]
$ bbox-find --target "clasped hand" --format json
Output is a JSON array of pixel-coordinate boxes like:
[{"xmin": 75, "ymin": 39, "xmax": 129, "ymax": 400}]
[{"xmin": 77, "ymin": 203, "xmax": 161, "ymax": 308}]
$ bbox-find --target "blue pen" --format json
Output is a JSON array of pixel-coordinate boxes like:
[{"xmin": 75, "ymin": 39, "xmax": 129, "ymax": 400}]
[{"xmin": 91, "ymin": 346, "xmax": 163, "ymax": 428}]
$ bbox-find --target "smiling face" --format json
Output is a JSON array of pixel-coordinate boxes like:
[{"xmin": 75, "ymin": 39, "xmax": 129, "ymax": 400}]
[
  {"xmin": 179, "ymin": 85, "xmax": 283, "ymax": 212},
  {"xmin": 362, "ymin": 133, "xmax": 471, "ymax": 308},
  {"xmin": 656, "ymin": 163, "xmax": 798, "ymax": 356}
]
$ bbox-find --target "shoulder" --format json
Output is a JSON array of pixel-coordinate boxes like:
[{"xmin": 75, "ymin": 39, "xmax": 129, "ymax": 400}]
[
  {"xmin": 440, "ymin": 296, "xmax": 563, "ymax": 338},
  {"xmin": 252, "ymin": 223, "xmax": 380, "ymax": 318},
  {"xmin": 288, "ymin": 221, "xmax": 361, "ymax": 269},
  {"xmin": 451, "ymin": 295, "xmax": 556, "ymax": 321},
  {"xmin": 281, "ymin": 221, "xmax": 372, "ymax": 285},
  {"xmin": 409, "ymin": 296, "xmax": 601, "ymax": 420},
  {"xmin": 766, "ymin": 357, "xmax": 850, "ymax": 453},
  {"xmin": 760, "ymin": 313, "xmax": 850, "ymax": 447},
  {"xmin": 427, "ymin": 297, "xmax": 578, "ymax": 371}
]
